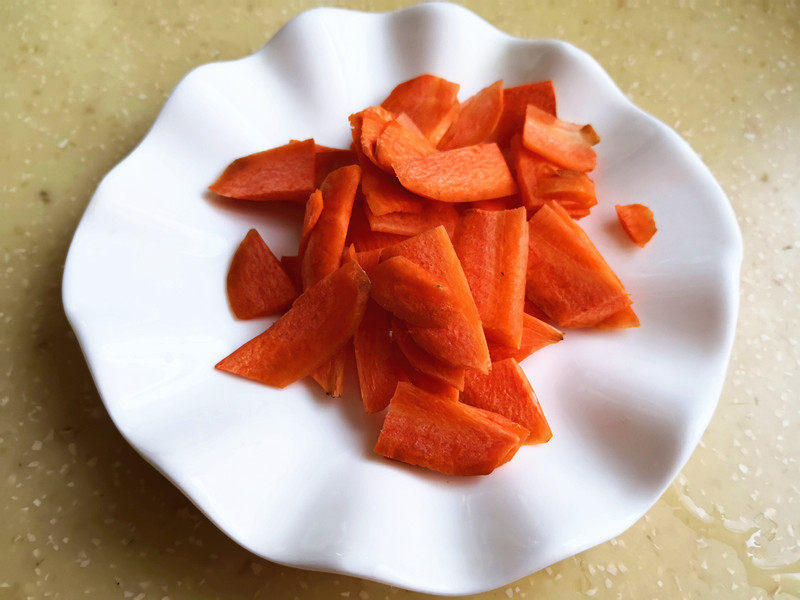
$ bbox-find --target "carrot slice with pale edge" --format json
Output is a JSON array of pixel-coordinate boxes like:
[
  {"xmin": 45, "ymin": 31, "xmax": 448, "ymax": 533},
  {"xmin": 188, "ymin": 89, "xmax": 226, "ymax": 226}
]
[
  {"xmin": 616, "ymin": 204, "xmax": 657, "ymax": 247},
  {"xmin": 522, "ymin": 105, "xmax": 598, "ymax": 172},
  {"xmin": 374, "ymin": 382, "xmax": 528, "ymax": 476},
  {"xmin": 226, "ymin": 229, "xmax": 297, "ymax": 319},
  {"xmin": 381, "ymin": 75, "xmax": 461, "ymax": 145},
  {"xmin": 365, "ymin": 200, "xmax": 459, "ymax": 238},
  {"xmin": 216, "ymin": 261, "xmax": 370, "ymax": 388},
  {"xmin": 487, "ymin": 313, "xmax": 564, "ymax": 362},
  {"xmin": 595, "ymin": 305, "xmax": 640, "ymax": 329},
  {"xmin": 438, "ymin": 80, "xmax": 504, "ymax": 150}
]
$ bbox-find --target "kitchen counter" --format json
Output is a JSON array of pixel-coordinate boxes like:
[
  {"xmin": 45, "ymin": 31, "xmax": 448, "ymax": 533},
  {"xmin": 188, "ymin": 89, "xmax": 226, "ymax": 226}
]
[{"xmin": 1, "ymin": 1, "xmax": 798, "ymax": 598}]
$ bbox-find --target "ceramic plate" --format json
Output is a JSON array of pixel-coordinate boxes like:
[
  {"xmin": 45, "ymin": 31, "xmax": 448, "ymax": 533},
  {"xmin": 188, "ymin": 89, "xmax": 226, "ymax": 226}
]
[{"xmin": 62, "ymin": 3, "xmax": 742, "ymax": 595}]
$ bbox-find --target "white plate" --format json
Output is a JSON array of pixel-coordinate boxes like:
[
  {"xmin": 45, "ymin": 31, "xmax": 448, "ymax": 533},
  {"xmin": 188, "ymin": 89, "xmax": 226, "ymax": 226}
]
[{"xmin": 62, "ymin": 3, "xmax": 742, "ymax": 595}]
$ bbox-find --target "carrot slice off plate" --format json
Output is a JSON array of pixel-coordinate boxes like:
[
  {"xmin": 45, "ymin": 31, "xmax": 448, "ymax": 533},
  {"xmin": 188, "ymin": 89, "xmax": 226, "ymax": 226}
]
[{"xmin": 616, "ymin": 203, "xmax": 657, "ymax": 247}]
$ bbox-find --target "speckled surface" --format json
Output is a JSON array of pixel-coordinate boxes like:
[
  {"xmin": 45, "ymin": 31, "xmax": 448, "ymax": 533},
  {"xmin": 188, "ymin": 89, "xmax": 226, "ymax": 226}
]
[{"xmin": 1, "ymin": 1, "xmax": 798, "ymax": 598}]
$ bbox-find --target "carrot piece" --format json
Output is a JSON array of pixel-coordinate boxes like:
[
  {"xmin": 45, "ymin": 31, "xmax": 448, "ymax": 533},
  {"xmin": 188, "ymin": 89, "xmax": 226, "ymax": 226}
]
[
  {"xmin": 226, "ymin": 229, "xmax": 297, "ymax": 319},
  {"xmin": 280, "ymin": 255, "xmax": 301, "ymax": 291},
  {"xmin": 470, "ymin": 195, "xmax": 523, "ymax": 211},
  {"xmin": 492, "ymin": 81, "xmax": 557, "ymax": 146},
  {"xmin": 487, "ymin": 313, "xmax": 564, "ymax": 362},
  {"xmin": 353, "ymin": 247, "xmax": 382, "ymax": 271},
  {"xmin": 537, "ymin": 170, "xmax": 597, "ymax": 206},
  {"xmin": 380, "ymin": 227, "xmax": 491, "ymax": 373},
  {"xmin": 522, "ymin": 105, "xmax": 599, "ymax": 172},
  {"xmin": 394, "ymin": 113, "xmax": 426, "ymax": 138},
  {"xmin": 346, "ymin": 199, "xmax": 408, "ymax": 251},
  {"xmin": 349, "ymin": 106, "xmax": 395, "ymax": 164},
  {"xmin": 524, "ymin": 298, "xmax": 551, "ymax": 322},
  {"xmin": 374, "ymin": 382, "xmax": 528, "ymax": 476},
  {"xmin": 299, "ymin": 189, "xmax": 324, "ymax": 260},
  {"xmin": 392, "ymin": 321, "xmax": 466, "ymax": 390},
  {"xmin": 381, "ymin": 75, "xmax": 461, "ymax": 145},
  {"xmin": 526, "ymin": 201, "xmax": 631, "ymax": 328},
  {"xmin": 314, "ymin": 145, "xmax": 357, "ymax": 188},
  {"xmin": 438, "ymin": 80, "xmax": 504, "ymax": 150},
  {"xmin": 365, "ymin": 199, "xmax": 459, "ymax": 238},
  {"xmin": 595, "ymin": 305, "xmax": 640, "ymax": 329},
  {"xmin": 453, "ymin": 207, "xmax": 529, "ymax": 348},
  {"xmin": 404, "ymin": 369, "xmax": 460, "ymax": 402},
  {"xmin": 394, "ymin": 143, "xmax": 517, "ymax": 203},
  {"xmin": 216, "ymin": 261, "xmax": 371, "ymax": 388},
  {"xmin": 369, "ymin": 256, "xmax": 460, "ymax": 328},
  {"xmin": 616, "ymin": 204, "xmax": 657, "ymax": 247},
  {"xmin": 311, "ymin": 342, "xmax": 350, "ymax": 397},
  {"xmin": 461, "ymin": 358, "xmax": 552, "ymax": 444},
  {"xmin": 301, "ymin": 165, "xmax": 360, "ymax": 289},
  {"xmin": 511, "ymin": 134, "xmax": 558, "ymax": 211},
  {"xmin": 374, "ymin": 117, "xmax": 436, "ymax": 172},
  {"xmin": 209, "ymin": 139, "xmax": 316, "ymax": 202},
  {"xmin": 354, "ymin": 302, "xmax": 408, "ymax": 412},
  {"xmin": 360, "ymin": 158, "xmax": 426, "ymax": 216}
]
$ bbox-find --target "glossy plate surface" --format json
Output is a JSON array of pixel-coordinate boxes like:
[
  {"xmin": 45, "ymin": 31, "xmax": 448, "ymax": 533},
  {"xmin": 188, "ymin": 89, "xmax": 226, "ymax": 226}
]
[{"xmin": 62, "ymin": 3, "xmax": 742, "ymax": 595}]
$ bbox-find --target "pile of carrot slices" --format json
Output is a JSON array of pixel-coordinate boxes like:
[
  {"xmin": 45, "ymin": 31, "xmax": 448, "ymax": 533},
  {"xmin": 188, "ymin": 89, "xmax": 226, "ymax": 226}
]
[{"xmin": 210, "ymin": 75, "xmax": 656, "ymax": 476}]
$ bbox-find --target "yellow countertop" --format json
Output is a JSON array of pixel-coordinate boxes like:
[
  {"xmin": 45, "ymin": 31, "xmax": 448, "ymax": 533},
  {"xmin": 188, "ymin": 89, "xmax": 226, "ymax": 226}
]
[{"xmin": 1, "ymin": 1, "xmax": 798, "ymax": 598}]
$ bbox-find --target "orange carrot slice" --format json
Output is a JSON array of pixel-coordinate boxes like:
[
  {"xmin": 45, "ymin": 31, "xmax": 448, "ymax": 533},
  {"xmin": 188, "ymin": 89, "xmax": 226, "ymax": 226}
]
[
  {"xmin": 298, "ymin": 189, "xmax": 324, "ymax": 260},
  {"xmin": 381, "ymin": 75, "xmax": 461, "ymax": 145},
  {"xmin": 226, "ymin": 229, "xmax": 297, "ymax": 319},
  {"xmin": 209, "ymin": 139, "xmax": 316, "ymax": 202},
  {"xmin": 616, "ymin": 204, "xmax": 657, "ymax": 247},
  {"xmin": 365, "ymin": 199, "xmax": 459, "ymax": 238},
  {"xmin": 453, "ymin": 207, "xmax": 529, "ymax": 348},
  {"xmin": 526, "ymin": 201, "xmax": 631, "ymax": 327},
  {"xmin": 374, "ymin": 382, "xmax": 528, "ymax": 475},
  {"xmin": 374, "ymin": 117, "xmax": 436, "ymax": 171},
  {"xmin": 360, "ymin": 158, "xmax": 426, "ymax": 216},
  {"xmin": 380, "ymin": 227, "xmax": 491, "ymax": 373},
  {"xmin": 438, "ymin": 80, "xmax": 504, "ymax": 150},
  {"xmin": 511, "ymin": 134, "xmax": 558, "ymax": 211},
  {"xmin": 216, "ymin": 260, "xmax": 370, "ymax": 388},
  {"xmin": 349, "ymin": 106, "xmax": 394, "ymax": 164},
  {"xmin": 311, "ymin": 342, "xmax": 350, "ymax": 398},
  {"xmin": 470, "ymin": 195, "xmax": 523, "ymax": 211},
  {"xmin": 280, "ymin": 254, "xmax": 301, "ymax": 291},
  {"xmin": 493, "ymin": 81, "xmax": 556, "ymax": 146},
  {"xmin": 354, "ymin": 302, "xmax": 408, "ymax": 413},
  {"xmin": 369, "ymin": 256, "xmax": 459, "ymax": 328},
  {"xmin": 301, "ymin": 165, "xmax": 360, "ymax": 289},
  {"xmin": 394, "ymin": 143, "xmax": 517, "ymax": 203},
  {"xmin": 487, "ymin": 313, "xmax": 564, "ymax": 362},
  {"xmin": 595, "ymin": 305, "xmax": 641, "ymax": 329},
  {"xmin": 314, "ymin": 145, "xmax": 357, "ymax": 187},
  {"xmin": 461, "ymin": 358, "xmax": 552, "ymax": 444},
  {"xmin": 522, "ymin": 105, "xmax": 599, "ymax": 172},
  {"xmin": 346, "ymin": 199, "xmax": 408, "ymax": 251},
  {"xmin": 392, "ymin": 322, "xmax": 466, "ymax": 390},
  {"xmin": 537, "ymin": 170, "xmax": 597, "ymax": 205}
]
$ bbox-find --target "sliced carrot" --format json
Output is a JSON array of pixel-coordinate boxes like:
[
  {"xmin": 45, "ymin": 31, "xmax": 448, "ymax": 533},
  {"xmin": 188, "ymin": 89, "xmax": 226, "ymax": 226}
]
[
  {"xmin": 349, "ymin": 106, "xmax": 394, "ymax": 164},
  {"xmin": 381, "ymin": 75, "xmax": 461, "ymax": 145},
  {"xmin": 511, "ymin": 134, "xmax": 558, "ymax": 211},
  {"xmin": 354, "ymin": 302, "xmax": 408, "ymax": 412},
  {"xmin": 380, "ymin": 226, "xmax": 491, "ymax": 373},
  {"xmin": 369, "ymin": 256, "xmax": 460, "ymax": 328},
  {"xmin": 616, "ymin": 204, "xmax": 657, "ymax": 247},
  {"xmin": 461, "ymin": 358, "xmax": 552, "ymax": 444},
  {"xmin": 226, "ymin": 229, "xmax": 297, "ymax": 319},
  {"xmin": 209, "ymin": 139, "xmax": 316, "ymax": 202},
  {"xmin": 537, "ymin": 170, "xmax": 597, "ymax": 205},
  {"xmin": 394, "ymin": 143, "xmax": 517, "ymax": 203},
  {"xmin": 301, "ymin": 165, "xmax": 360, "ymax": 289},
  {"xmin": 522, "ymin": 104, "xmax": 599, "ymax": 172},
  {"xmin": 492, "ymin": 81, "xmax": 556, "ymax": 146},
  {"xmin": 360, "ymin": 158, "xmax": 426, "ymax": 216},
  {"xmin": 365, "ymin": 199, "xmax": 459, "ymax": 238},
  {"xmin": 299, "ymin": 189, "xmax": 324, "ymax": 260},
  {"xmin": 395, "ymin": 113, "xmax": 426, "ymax": 138},
  {"xmin": 453, "ymin": 207, "xmax": 528, "ymax": 348},
  {"xmin": 526, "ymin": 201, "xmax": 631, "ymax": 328},
  {"xmin": 216, "ymin": 261, "xmax": 370, "ymax": 388},
  {"xmin": 487, "ymin": 313, "xmax": 564, "ymax": 362},
  {"xmin": 392, "ymin": 321, "xmax": 466, "ymax": 390},
  {"xmin": 374, "ymin": 117, "xmax": 436, "ymax": 172},
  {"xmin": 374, "ymin": 382, "xmax": 528, "ymax": 476},
  {"xmin": 346, "ymin": 199, "xmax": 408, "ymax": 251},
  {"xmin": 311, "ymin": 342, "xmax": 350, "ymax": 397},
  {"xmin": 524, "ymin": 298, "xmax": 551, "ymax": 322},
  {"xmin": 595, "ymin": 305, "xmax": 641, "ymax": 329},
  {"xmin": 314, "ymin": 145, "xmax": 357, "ymax": 188},
  {"xmin": 470, "ymin": 195, "xmax": 523, "ymax": 211},
  {"xmin": 438, "ymin": 80, "xmax": 504, "ymax": 150},
  {"xmin": 280, "ymin": 254, "xmax": 301, "ymax": 291},
  {"xmin": 404, "ymin": 369, "xmax": 460, "ymax": 402}
]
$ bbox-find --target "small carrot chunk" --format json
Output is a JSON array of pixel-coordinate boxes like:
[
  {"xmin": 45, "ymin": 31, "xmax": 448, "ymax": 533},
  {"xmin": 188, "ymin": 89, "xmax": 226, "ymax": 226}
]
[
  {"xmin": 374, "ymin": 382, "xmax": 528, "ymax": 475},
  {"xmin": 226, "ymin": 229, "xmax": 297, "ymax": 319},
  {"xmin": 216, "ymin": 261, "xmax": 371, "ymax": 388},
  {"xmin": 615, "ymin": 204, "xmax": 657, "ymax": 247},
  {"xmin": 461, "ymin": 358, "xmax": 552, "ymax": 444},
  {"xmin": 209, "ymin": 139, "xmax": 316, "ymax": 202},
  {"xmin": 394, "ymin": 143, "xmax": 517, "ymax": 203}
]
